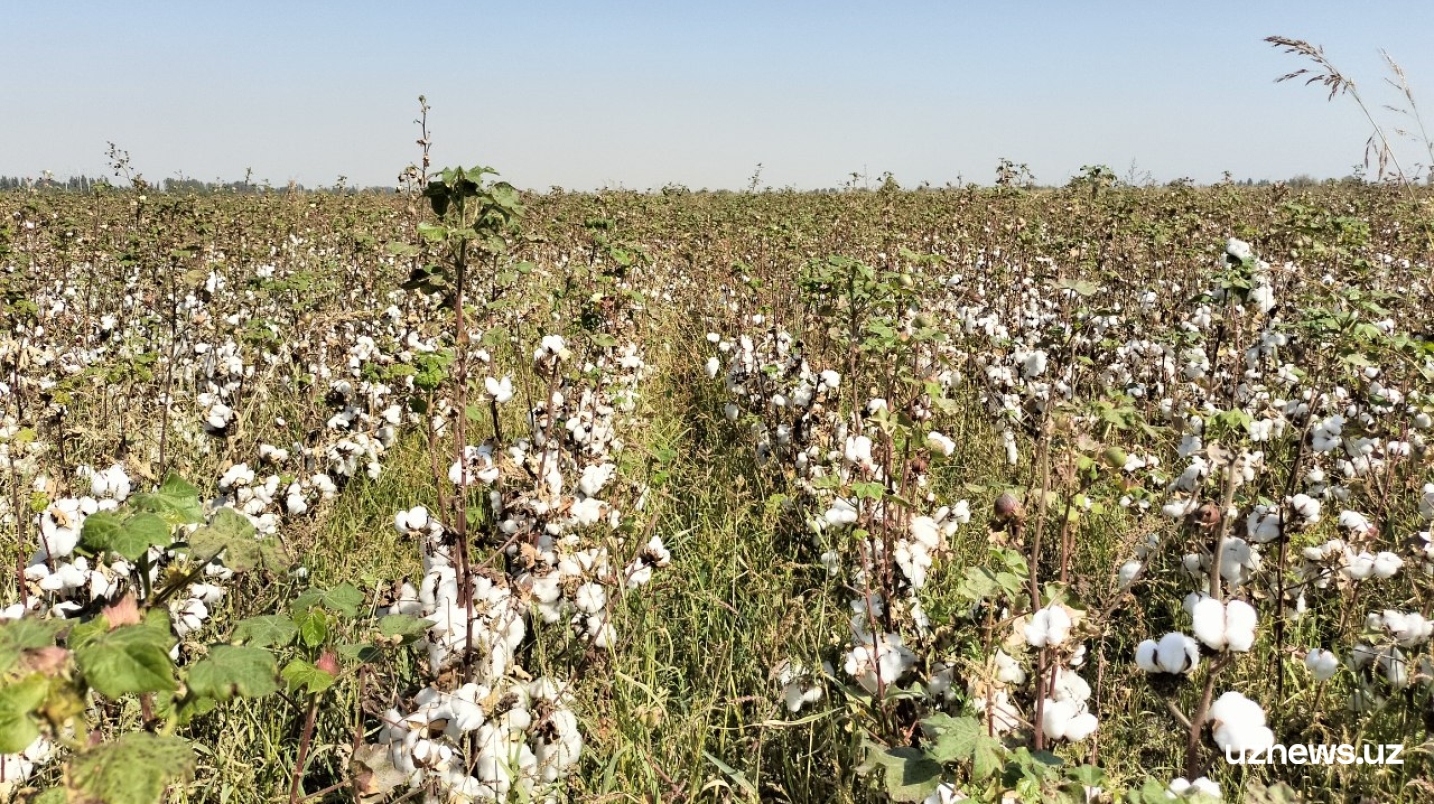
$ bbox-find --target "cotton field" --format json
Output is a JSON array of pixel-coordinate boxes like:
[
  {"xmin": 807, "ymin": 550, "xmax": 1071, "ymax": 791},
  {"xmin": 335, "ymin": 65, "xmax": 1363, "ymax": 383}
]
[{"xmin": 1, "ymin": 181, "xmax": 1433, "ymax": 803}]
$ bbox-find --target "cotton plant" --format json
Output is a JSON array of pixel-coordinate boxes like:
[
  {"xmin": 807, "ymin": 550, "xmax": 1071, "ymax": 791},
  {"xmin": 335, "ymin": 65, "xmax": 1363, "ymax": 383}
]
[{"xmin": 370, "ymin": 332, "xmax": 667, "ymax": 800}]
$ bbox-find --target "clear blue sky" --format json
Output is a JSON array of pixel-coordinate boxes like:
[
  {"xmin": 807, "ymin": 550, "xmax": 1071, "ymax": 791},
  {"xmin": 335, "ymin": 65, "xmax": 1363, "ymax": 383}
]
[{"xmin": 4, "ymin": 1, "xmax": 1433, "ymax": 190}]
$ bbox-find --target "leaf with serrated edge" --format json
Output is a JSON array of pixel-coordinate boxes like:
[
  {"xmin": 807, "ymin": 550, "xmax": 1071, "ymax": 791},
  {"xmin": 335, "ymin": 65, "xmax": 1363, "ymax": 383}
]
[
  {"xmin": 187, "ymin": 646, "xmax": 279, "ymax": 700},
  {"xmin": 66, "ymin": 733, "xmax": 194, "ymax": 804},
  {"xmin": 74, "ymin": 625, "xmax": 177, "ymax": 698},
  {"xmin": 231, "ymin": 615, "xmax": 298, "ymax": 648}
]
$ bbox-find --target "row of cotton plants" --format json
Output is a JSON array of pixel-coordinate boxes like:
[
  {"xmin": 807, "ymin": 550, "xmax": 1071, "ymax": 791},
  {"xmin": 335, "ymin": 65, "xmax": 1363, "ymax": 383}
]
[
  {"xmin": 691, "ymin": 233, "xmax": 1434, "ymax": 801},
  {"xmin": 365, "ymin": 292, "xmax": 671, "ymax": 801},
  {"xmin": 5, "ymin": 183, "xmax": 1434, "ymax": 803}
]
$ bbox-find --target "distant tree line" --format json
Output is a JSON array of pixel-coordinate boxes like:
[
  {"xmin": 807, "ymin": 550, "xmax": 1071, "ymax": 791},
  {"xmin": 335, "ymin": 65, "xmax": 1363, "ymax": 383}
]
[{"xmin": 0, "ymin": 175, "xmax": 399, "ymax": 194}]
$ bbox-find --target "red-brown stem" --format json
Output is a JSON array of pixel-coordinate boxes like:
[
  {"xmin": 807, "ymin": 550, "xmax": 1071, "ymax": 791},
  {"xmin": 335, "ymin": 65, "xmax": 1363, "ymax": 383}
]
[{"xmin": 288, "ymin": 694, "xmax": 321, "ymax": 804}]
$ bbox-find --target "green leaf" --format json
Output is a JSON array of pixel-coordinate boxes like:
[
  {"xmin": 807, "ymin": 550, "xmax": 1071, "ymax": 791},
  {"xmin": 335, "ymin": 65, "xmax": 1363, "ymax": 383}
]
[
  {"xmin": 281, "ymin": 660, "xmax": 335, "ymax": 694},
  {"xmin": 295, "ymin": 608, "xmax": 330, "ymax": 648},
  {"xmin": 113, "ymin": 514, "xmax": 171, "ymax": 560},
  {"xmin": 231, "ymin": 615, "xmax": 298, "ymax": 648},
  {"xmin": 0, "ymin": 674, "xmax": 49, "ymax": 753},
  {"xmin": 187, "ymin": 645, "xmax": 279, "ymax": 701},
  {"xmin": 187, "ymin": 507, "xmax": 261, "ymax": 571},
  {"xmin": 865, "ymin": 745, "xmax": 943, "ymax": 802},
  {"xmin": 74, "ymin": 624, "xmax": 177, "ymax": 698},
  {"xmin": 923, "ymin": 713, "xmax": 976, "ymax": 762},
  {"xmin": 78, "ymin": 511, "xmax": 123, "ymax": 555},
  {"xmin": 702, "ymin": 752, "xmax": 761, "ymax": 799},
  {"xmin": 378, "ymin": 614, "xmax": 431, "ymax": 645},
  {"xmin": 66, "ymin": 732, "xmax": 195, "ymax": 804},
  {"xmin": 130, "ymin": 473, "xmax": 204, "ymax": 525},
  {"xmin": 80, "ymin": 511, "xmax": 171, "ymax": 560},
  {"xmin": 416, "ymin": 222, "xmax": 448, "ymax": 242},
  {"xmin": 923, "ymin": 713, "xmax": 1003, "ymax": 780},
  {"xmin": 0, "ymin": 618, "xmax": 65, "ymax": 675},
  {"xmin": 336, "ymin": 643, "xmax": 383, "ymax": 663},
  {"xmin": 293, "ymin": 582, "xmax": 365, "ymax": 618},
  {"xmin": 851, "ymin": 481, "xmax": 886, "ymax": 500}
]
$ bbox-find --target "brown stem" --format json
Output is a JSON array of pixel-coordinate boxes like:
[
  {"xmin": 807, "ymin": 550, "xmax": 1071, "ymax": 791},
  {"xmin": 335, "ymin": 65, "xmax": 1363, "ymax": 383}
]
[
  {"xmin": 288, "ymin": 694, "xmax": 321, "ymax": 804},
  {"xmin": 1184, "ymin": 653, "xmax": 1233, "ymax": 779}
]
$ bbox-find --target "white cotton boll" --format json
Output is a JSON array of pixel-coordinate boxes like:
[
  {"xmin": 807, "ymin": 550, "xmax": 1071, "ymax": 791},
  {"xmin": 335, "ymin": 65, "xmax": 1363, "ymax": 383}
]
[
  {"xmin": 1063, "ymin": 711, "xmax": 1098, "ymax": 742},
  {"xmin": 1372, "ymin": 551, "xmax": 1403, "ymax": 579},
  {"xmin": 824, "ymin": 498, "xmax": 859, "ymax": 527},
  {"xmin": 1289, "ymin": 493, "xmax": 1321, "ymax": 524},
  {"xmin": 844, "ymin": 435, "xmax": 873, "ymax": 467},
  {"xmin": 1223, "ymin": 600, "xmax": 1257, "ymax": 652},
  {"xmin": 909, "ymin": 516, "xmax": 940, "ymax": 549},
  {"xmin": 189, "ymin": 583, "xmax": 225, "ymax": 605},
  {"xmin": 994, "ymin": 650, "xmax": 1026, "ymax": 685},
  {"xmin": 724, "ymin": 403, "xmax": 739, "ymax": 422},
  {"xmin": 1168, "ymin": 777, "xmax": 1221, "ymax": 799},
  {"xmin": 1003, "ymin": 429, "xmax": 1019, "ymax": 465},
  {"xmin": 585, "ymin": 615, "xmax": 616, "ymax": 648},
  {"xmin": 573, "ymin": 582, "xmax": 606, "ymax": 614},
  {"xmin": 1305, "ymin": 648, "xmax": 1339, "ymax": 681},
  {"xmin": 925, "ymin": 431, "xmax": 956, "ymax": 457},
  {"xmin": 1343, "ymin": 551, "xmax": 1376, "ymax": 580},
  {"xmin": 1338, "ymin": 510, "xmax": 1373, "ymax": 534},
  {"xmin": 1191, "ymin": 598, "xmax": 1228, "ymax": 651},
  {"xmin": 1378, "ymin": 647, "xmax": 1409, "ymax": 689},
  {"xmin": 1022, "ymin": 350, "xmax": 1048, "ymax": 378},
  {"xmin": 705, "ymin": 356, "xmax": 721, "ymax": 378},
  {"xmin": 1381, "ymin": 610, "xmax": 1433, "ymax": 647},
  {"xmin": 1118, "ymin": 560, "xmax": 1142, "ymax": 590},
  {"xmin": 819, "ymin": 369, "xmax": 841, "ymax": 390},
  {"xmin": 1226, "ymin": 238, "xmax": 1252, "ymax": 262},
  {"xmin": 1155, "ymin": 632, "xmax": 1200, "ymax": 674},
  {"xmin": 1050, "ymin": 668, "xmax": 1091, "ymax": 704},
  {"xmin": 1135, "ymin": 640, "xmax": 1160, "ymax": 673},
  {"xmin": 1163, "ymin": 498, "xmax": 1199, "ymax": 520},
  {"xmin": 579, "ymin": 464, "xmax": 615, "ymax": 497},
  {"xmin": 1024, "ymin": 604, "xmax": 1073, "ymax": 648},
  {"xmin": 1040, "ymin": 699, "xmax": 1077, "ymax": 741},
  {"xmin": 484, "ymin": 375, "xmax": 514, "ymax": 404}
]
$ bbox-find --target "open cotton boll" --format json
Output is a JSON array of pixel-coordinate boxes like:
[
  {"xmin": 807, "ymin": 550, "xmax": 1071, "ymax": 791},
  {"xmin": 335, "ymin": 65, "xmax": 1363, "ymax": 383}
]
[
  {"xmin": 1287, "ymin": 493, "xmax": 1322, "ymax": 524},
  {"xmin": 1191, "ymin": 598, "xmax": 1256, "ymax": 652},
  {"xmin": 1118, "ymin": 560, "xmax": 1143, "ymax": 590},
  {"xmin": 1305, "ymin": 648, "xmax": 1339, "ymax": 681},
  {"xmin": 1023, "ymin": 603, "xmax": 1073, "ymax": 648},
  {"xmin": 1208, "ymin": 691, "xmax": 1272, "ymax": 756},
  {"xmin": 1141, "ymin": 632, "xmax": 1199, "ymax": 674},
  {"xmin": 925, "ymin": 431, "xmax": 956, "ymax": 457},
  {"xmin": 993, "ymin": 650, "xmax": 1026, "ymax": 685},
  {"xmin": 1135, "ymin": 640, "xmax": 1160, "ymax": 673},
  {"xmin": 1041, "ymin": 699, "xmax": 1097, "ymax": 742},
  {"xmin": 823, "ymin": 498, "xmax": 859, "ymax": 527},
  {"xmin": 484, "ymin": 375, "xmax": 514, "ymax": 404},
  {"xmin": 1379, "ymin": 610, "xmax": 1433, "ymax": 647},
  {"xmin": 573, "ymin": 582, "xmax": 606, "ymax": 614},
  {"xmin": 1371, "ymin": 551, "xmax": 1403, "ymax": 579},
  {"xmin": 1168, "ymin": 776, "xmax": 1221, "ymax": 800}
]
